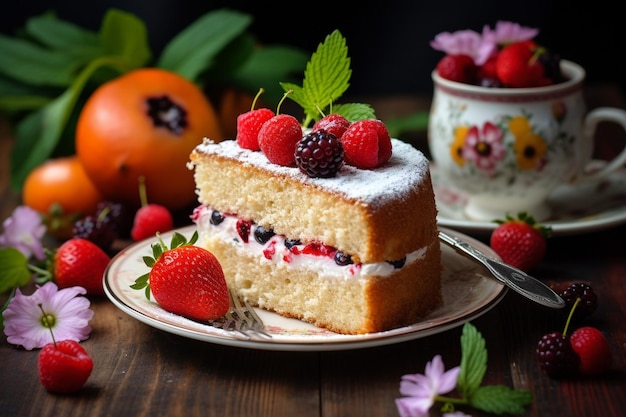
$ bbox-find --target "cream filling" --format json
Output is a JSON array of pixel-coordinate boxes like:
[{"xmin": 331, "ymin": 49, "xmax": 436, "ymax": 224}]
[{"xmin": 192, "ymin": 205, "xmax": 427, "ymax": 279}]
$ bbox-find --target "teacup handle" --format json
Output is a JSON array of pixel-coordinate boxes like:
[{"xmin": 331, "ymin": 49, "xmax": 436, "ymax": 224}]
[{"xmin": 578, "ymin": 107, "xmax": 626, "ymax": 182}]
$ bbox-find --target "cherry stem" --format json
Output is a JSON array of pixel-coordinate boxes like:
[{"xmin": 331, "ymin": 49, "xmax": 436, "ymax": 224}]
[
  {"xmin": 562, "ymin": 297, "xmax": 581, "ymax": 336},
  {"xmin": 276, "ymin": 90, "xmax": 293, "ymax": 115},
  {"xmin": 138, "ymin": 175, "xmax": 148, "ymax": 207},
  {"xmin": 38, "ymin": 303, "xmax": 57, "ymax": 347},
  {"xmin": 251, "ymin": 88, "xmax": 264, "ymax": 111}
]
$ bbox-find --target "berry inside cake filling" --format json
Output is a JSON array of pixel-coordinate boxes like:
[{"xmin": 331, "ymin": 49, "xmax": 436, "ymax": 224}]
[{"xmin": 192, "ymin": 205, "xmax": 427, "ymax": 278}]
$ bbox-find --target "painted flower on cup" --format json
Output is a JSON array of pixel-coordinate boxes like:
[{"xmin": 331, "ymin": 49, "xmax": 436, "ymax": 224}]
[
  {"xmin": 2, "ymin": 282, "xmax": 94, "ymax": 350},
  {"xmin": 507, "ymin": 115, "xmax": 548, "ymax": 170},
  {"xmin": 455, "ymin": 121, "xmax": 506, "ymax": 174}
]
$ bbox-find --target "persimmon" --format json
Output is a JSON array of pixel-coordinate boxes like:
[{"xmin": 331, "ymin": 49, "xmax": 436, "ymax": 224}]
[
  {"xmin": 22, "ymin": 156, "xmax": 103, "ymax": 239},
  {"xmin": 75, "ymin": 68, "xmax": 223, "ymax": 211}
]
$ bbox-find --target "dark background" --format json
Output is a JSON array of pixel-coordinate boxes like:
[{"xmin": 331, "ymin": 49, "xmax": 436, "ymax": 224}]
[{"xmin": 2, "ymin": 1, "xmax": 624, "ymax": 98}]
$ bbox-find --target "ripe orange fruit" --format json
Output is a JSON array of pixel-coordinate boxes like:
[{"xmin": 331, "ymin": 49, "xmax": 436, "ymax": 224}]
[
  {"xmin": 75, "ymin": 68, "xmax": 223, "ymax": 211},
  {"xmin": 22, "ymin": 156, "xmax": 103, "ymax": 239}
]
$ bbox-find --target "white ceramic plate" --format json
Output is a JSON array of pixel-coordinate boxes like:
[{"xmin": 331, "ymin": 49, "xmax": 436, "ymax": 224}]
[
  {"xmin": 432, "ymin": 161, "xmax": 626, "ymax": 236},
  {"xmin": 104, "ymin": 226, "xmax": 506, "ymax": 351}
]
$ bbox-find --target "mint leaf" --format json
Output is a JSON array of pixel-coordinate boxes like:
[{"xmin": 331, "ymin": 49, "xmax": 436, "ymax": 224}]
[
  {"xmin": 457, "ymin": 323, "xmax": 488, "ymax": 397},
  {"xmin": 468, "ymin": 385, "xmax": 533, "ymax": 415},
  {"xmin": 332, "ymin": 103, "xmax": 376, "ymax": 122},
  {"xmin": 281, "ymin": 29, "xmax": 351, "ymax": 127},
  {"xmin": 158, "ymin": 9, "xmax": 252, "ymax": 81},
  {"xmin": 0, "ymin": 248, "xmax": 31, "ymax": 294}
]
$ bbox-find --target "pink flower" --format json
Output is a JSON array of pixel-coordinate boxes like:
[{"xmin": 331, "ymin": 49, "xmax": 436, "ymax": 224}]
[
  {"xmin": 430, "ymin": 21, "xmax": 539, "ymax": 66},
  {"xmin": 395, "ymin": 355, "xmax": 461, "ymax": 417},
  {"xmin": 0, "ymin": 205, "xmax": 46, "ymax": 260},
  {"xmin": 430, "ymin": 29, "xmax": 496, "ymax": 66},
  {"xmin": 482, "ymin": 21, "xmax": 539, "ymax": 46},
  {"xmin": 462, "ymin": 122, "xmax": 506, "ymax": 173},
  {"xmin": 2, "ymin": 282, "xmax": 94, "ymax": 350}
]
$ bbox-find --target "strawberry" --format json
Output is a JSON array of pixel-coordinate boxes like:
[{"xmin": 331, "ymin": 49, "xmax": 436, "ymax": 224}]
[
  {"xmin": 47, "ymin": 238, "xmax": 111, "ymax": 295},
  {"xmin": 570, "ymin": 326, "xmax": 613, "ymax": 375},
  {"xmin": 490, "ymin": 212, "xmax": 551, "ymax": 272},
  {"xmin": 436, "ymin": 54, "xmax": 478, "ymax": 84},
  {"xmin": 495, "ymin": 41, "xmax": 551, "ymax": 88},
  {"xmin": 340, "ymin": 119, "xmax": 392, "ymax": 169},
  {"xmin": 312, "ymin": 113, "xmax": 351, "ymax": 139},
  {"xmin": 131, "ymin": 231, "xmax": 229, "ymax": 321},
  {"xmin": 131, "ymin": 176, "xmax": 174, "ymax": 241},
  {"xmin": 257, "ymin": 114, "xmax": 303, "ymax": 166},
  {"xmin": 131, "ymin": 204, "xmax": 174, "ymax": 241},
  {"xmin": 39, "ymin": 339, "xmax": 93, "ymax": 393}
]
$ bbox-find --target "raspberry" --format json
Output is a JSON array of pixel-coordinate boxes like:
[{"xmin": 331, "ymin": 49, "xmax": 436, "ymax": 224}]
[
  {"xmin": 39, "ymin": 340, "xmax": 93, "ymax": 393},
  {"xmin": 236, "ymin": 108, "xmax": 275, "ymax": 150},
  {"xmin": 130, "ymin": 204, "xmax": 174, "ymax": 241},
  {"xmin": 559, "ymin": 283, "xmax": 598, "ymax": 320},
  {"xmin": 258, "ymin": 114, "xmax": 303, "ymax": 166},
  {"xmin": 536, "ymin": 331, "xmax": 580, "ymax": 378},
  {"xmin": 341, "ymin": 119, "xmax": 392, "ymax": 169},
  {"xmin": 312, "ymin": 114, "xmax": 350, "ymax": 139},
  {"xmin": 436, "ymin": 54, "xmax": 478, "ymax": 84},
  {"xmin": 570, "ymin": 326, "xmax": 612, "ymax": 375},
  {"xmin": 295, "ymin": 130, "xmax": 344, "ymax": 178}
]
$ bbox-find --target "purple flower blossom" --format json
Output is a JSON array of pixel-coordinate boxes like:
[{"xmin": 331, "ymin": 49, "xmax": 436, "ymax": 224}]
[
  {"xmin": 395, "ymin": 355, "xmax": 461, "ymax": 417},
  {"xmin": 430, "ymin": 21, "xmax": 539, "ymax": 66},
  {"xmin": 0, "ymin": 205, "xmax": 46, "ymax": 260},
  {"xmin": 482, "ymin": 21, "xmax": 539, "ymax": 46},
  {"xmin": 2, "ymin": 282, "xmax": 94, "ymax": 350}
]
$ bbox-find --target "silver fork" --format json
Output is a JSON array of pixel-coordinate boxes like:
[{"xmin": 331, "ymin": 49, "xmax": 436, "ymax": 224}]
[{"xmin": 209, "ymin": 289, "xmax": 272, "ymax": 340}]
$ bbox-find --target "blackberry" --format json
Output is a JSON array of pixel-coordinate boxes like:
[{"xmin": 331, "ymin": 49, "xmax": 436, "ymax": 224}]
[
  {"xmin": 559, "ymin": 283, "xmax": 598, "ymax": 320},
  {"xmin": 254, "ymin": 225, "xmax": 275, "ymax": 244},
  {"xmin": 334, "ymin": 251, "xmax": 353, "ymax": 266},
  {"xmin": 539, "ymin": 51, "xmax": 564, "ymax": 84},
  {"xmin": 73, "ymin": 214, "xmax": 116, "ymax": 252},
  {"xmin": 96, "ymin": 200, "xmax": 132, "ymax": 238},
  {"xmin": 210, "ymin": 210, "xmax": 225, "ymax": 225},
  {"xmin": 295, "ymin": 129, "xmax": 344, "ymax": 178},
  {"xmin": 536, "ymin": 331, "xmax": 580, "ymax": 378}
]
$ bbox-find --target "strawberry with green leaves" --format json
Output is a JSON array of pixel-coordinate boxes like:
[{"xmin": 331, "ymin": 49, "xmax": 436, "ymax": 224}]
[
  {"xmin": 31, "ymin": 237, "xmax": 111, "ymax": 295},
  {"xmin": 490, "ymin": 212, "xmax": 551, "ymax": 272},
  {"xmin": 131, "ymin": 231, "xmax": 229, "ymax": 321}
]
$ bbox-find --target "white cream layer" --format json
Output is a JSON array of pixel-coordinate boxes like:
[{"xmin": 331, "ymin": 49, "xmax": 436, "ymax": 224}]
[{"xmin": 192, "ymin": 205, "xmax": 427, "ymax": 280}]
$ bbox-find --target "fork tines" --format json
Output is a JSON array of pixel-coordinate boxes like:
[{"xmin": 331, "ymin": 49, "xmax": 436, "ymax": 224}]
[{"xmin": 209, "ymin": 289, "xmax": 272, "ymax": 340}]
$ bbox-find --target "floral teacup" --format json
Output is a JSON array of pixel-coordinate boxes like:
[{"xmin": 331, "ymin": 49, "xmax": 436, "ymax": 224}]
[{"xmin": 428, "ymin": 60, "xmax": 626, "ymax": 221}]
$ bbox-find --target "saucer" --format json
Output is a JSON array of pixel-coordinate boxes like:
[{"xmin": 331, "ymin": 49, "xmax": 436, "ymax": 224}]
[{"xmin": 432, "ymin": 160, "xmax": 626, "ymax": 236}]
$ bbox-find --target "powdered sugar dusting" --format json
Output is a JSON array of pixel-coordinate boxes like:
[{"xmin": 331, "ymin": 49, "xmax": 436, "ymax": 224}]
[{"xmin": 194, "ymin": 138, "xmax": 430, "ymax": 205}]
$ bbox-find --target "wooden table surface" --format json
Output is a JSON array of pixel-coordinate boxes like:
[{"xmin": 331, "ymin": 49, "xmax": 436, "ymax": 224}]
[{"xmin": 1, "ymin": 88, "xmax": 625, "ymax": 417}]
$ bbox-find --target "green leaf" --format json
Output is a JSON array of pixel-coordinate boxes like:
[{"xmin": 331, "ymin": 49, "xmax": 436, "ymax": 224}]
[
  {"xmin": 332, "ymin": 103, "xmax": 376, "ymax": 123},
  {"xmin": 25, "ymin": 13, "xmax": 104, "ymax": 60},
  {"xmin": 457, "ymin": 323, "xmax": 487, "ymax": 397},
  {"xmin": 385, "ymin": 111, "xmax": 430, "ymax": 138},
  {"xmin": 226, "ymin": 45, "xmax": 309, "ymax": 107},
  {"xmin": 9, "ymin": 55, "xmax": 133, "ymax": 191},
  {"xmin": 468, "ymin": 385, "xmax": 533, "ymax": 415},
  {"xmin": 98, "ymin": 9, "xmax": 151, "ymax": 69},
  {"xmin": 158, "ymin": 9, "xmax": 252, "ymax": 81},
  {"xmin": 0, "ymin": 248, "xmax": 31, "ymax": 294},
  {"xmin": 282, "ymin": 29, "xmax": 351, "ymax": 127},
  {"xmin": 130, "ymin": 273, "xmax": 150, "ymax": 290},
  {"xmin": 188, "ymin": 230, "xmax": 199, "ymax": 245},
  {"xmin": 0, "ymin": 34, "xmax": 84, "ymax": 87},
  {"xmin": 143, "ymin": 256, "xmax": 155, "ymax": 268}
]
